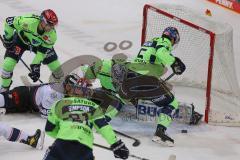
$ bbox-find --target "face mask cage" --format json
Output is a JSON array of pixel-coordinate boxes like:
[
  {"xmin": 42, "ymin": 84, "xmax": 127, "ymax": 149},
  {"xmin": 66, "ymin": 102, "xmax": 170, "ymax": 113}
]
[{"xmin": 64, "ymin": 78, "xmax": 92, "ymax": 97}]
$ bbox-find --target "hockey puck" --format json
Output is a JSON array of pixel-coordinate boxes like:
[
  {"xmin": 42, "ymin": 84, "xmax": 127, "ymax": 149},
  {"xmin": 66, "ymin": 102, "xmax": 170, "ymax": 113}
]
[{"xmin": 181, "ymin": 129, "xmax": 188, "ymax": 133}]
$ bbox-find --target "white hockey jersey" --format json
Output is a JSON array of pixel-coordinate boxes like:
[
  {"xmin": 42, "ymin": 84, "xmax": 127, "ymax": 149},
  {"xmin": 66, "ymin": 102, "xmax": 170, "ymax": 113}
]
[{"xmin": 35, "ymin": 85, "xmax": 64, "ymax": 118}]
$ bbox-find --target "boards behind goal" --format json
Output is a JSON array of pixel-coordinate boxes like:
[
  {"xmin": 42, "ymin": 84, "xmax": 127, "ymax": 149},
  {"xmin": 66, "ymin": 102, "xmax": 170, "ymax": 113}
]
[{"xmin": 141, "ymin": 4, "xmax": 240, "ymax": 126}]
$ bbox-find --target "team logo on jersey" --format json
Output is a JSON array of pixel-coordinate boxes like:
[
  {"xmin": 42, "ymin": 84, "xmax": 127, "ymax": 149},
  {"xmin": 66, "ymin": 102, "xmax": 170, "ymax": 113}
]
[
  {"xmin": 143, "ymin": 41, "xmax": 153, "ymax": 47},
  {"xmin": 32, "ymin": 39, "xmax": 41, "ymax": 45}
]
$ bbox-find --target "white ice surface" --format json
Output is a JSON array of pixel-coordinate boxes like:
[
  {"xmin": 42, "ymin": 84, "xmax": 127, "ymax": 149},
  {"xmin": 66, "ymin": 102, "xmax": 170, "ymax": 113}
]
[{"xmin": 0, "ymin": 0, "xmax": 240, "ymax": 160}]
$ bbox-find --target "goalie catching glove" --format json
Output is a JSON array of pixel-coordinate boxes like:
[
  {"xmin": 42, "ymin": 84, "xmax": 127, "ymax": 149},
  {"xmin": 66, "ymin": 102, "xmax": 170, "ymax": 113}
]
[
  {"xmin": 171, "ymin": 57, "xmax": 186, "ymax": 75},
  {"xmin": 110, "ymin": 139, "xmax": 129, "ymax": 159}
]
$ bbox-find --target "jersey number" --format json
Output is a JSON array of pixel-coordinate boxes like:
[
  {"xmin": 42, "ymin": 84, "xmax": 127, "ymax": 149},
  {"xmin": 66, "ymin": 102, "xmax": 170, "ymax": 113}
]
[
  {"xmin": 137, "ymin": 48, "xmax": 147, "ymax": 59},
  {"xmin": 68, "ymin": 113, "xmax": 91, "ymax": 127},
  {"xmin": 6, "ymin": 17, "xmax": 14, "ymax": 25}
]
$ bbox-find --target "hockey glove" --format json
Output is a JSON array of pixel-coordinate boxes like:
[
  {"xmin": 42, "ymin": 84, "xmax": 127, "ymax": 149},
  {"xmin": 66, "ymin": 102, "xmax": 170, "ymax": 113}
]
[
  {"xmin": 28, "ymin": 64, "xmax": 41, "ymax": 82},
  {"xmin": 171, "ymin": 57, "xmax": 186, "ymax": 75},
  {"xmin": 110, "ymin": 140, "xmax": 129, "ymax": 159},
  {"xmin": 1, "ymin": 33, "xmax": 18, "ymax": 49}
]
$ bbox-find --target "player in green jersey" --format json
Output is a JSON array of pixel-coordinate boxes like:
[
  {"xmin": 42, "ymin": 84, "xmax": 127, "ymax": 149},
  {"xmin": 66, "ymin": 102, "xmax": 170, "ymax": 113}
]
[
  {"xmin": 0, "ymin": 9, "xmax": 63, "ymax": 92},
  {"xmin": 43, "ymin": 74, "xmax": 129, "ymax": 160},
  {"xmin": 130, "ymin": 27, "xmax": 185, "ymax": 146},
  {"xmin": 83, "ymin": 27, "xmax": 186, "ymax": 146}
]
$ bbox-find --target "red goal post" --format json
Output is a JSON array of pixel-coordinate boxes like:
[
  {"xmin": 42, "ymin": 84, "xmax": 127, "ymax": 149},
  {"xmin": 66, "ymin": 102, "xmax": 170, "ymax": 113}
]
[{"xmin": 141, "ymin": 4, "xmax": 240, "ymax": 126}]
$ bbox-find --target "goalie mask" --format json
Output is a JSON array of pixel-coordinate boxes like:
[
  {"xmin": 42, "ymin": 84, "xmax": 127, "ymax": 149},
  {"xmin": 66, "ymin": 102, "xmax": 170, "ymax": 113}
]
[{"xmin": 162, "ymin": 27, "xmax": 180, "ymax": 46}]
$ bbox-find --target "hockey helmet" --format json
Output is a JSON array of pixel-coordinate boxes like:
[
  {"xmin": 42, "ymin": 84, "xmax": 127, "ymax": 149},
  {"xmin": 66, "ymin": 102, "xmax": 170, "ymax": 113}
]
[
  {"xmin": 162, "ymin": 27, "xmax": 180, "ymax": 46},
  {"xmin": 63, "ymin": 73, "xmax": 80, "ymax": 86},
  {"xmin": 63, "ymin": 73, "xmax": 92, "ymax": 96},
  {"xmin": 41, "ymin": 9, "xmax": 58, "ymax": 26}
]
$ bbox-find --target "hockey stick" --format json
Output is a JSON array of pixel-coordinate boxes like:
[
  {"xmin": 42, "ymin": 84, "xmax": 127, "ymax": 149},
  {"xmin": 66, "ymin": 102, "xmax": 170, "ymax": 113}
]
[
  {"xmin": 114, "ymin": 130, "xmax": 140, "ymax": 147},
  {"xmin": 0, "ymin": 35, "xmax": 43, "ymax": 83},
  {"xmin": 93, "ymin": 143, "xmax": 150, "ymax": 160},
  {"xmin": 19, "ymin": 58, "xmax": 43, "ymax": 84},
  {"xmin": 164, "ymin": 72, "xmax": 175, "ymax": 82}
]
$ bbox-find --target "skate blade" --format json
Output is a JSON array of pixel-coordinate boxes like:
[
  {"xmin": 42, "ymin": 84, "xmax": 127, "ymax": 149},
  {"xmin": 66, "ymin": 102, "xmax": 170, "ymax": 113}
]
[
  {"xmin": 152, "ymin": 136, "xmax": 174, "ymax": 147},
  {"xmin": 36, "ymin": 131, "xmax": 45, "ymax": 150}
]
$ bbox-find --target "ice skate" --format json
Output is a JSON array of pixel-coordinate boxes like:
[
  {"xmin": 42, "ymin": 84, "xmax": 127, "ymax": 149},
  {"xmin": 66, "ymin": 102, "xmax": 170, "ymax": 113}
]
[
  {"xmin": 152, "ymin": 125, "xmax": 174, "ymax": 147},
  {"xmin": 20, "ymin": 129, "xmax": 45, "ymax": 150},
  {"xmin": 190, "ymin": 111, "xmax": 203, "ymax": 125}
]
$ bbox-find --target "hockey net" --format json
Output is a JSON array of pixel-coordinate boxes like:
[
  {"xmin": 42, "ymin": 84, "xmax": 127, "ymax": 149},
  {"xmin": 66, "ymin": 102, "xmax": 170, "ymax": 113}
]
[{"xmin": 142, "ymin": 4, "xmax": 240, "ymax": 126}]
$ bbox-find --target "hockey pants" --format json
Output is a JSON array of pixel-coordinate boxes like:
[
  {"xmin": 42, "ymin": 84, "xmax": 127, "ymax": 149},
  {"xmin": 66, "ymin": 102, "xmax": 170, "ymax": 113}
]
[{"xmin": 43, "ymin": 139, "xmax": 94, "ymax": 160}]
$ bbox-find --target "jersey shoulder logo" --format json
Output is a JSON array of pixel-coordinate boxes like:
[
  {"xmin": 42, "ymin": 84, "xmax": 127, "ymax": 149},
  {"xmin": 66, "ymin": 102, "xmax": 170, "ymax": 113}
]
[{"xmin": 143, "ymin": 41, "xmax": 153, "ymax": 47}]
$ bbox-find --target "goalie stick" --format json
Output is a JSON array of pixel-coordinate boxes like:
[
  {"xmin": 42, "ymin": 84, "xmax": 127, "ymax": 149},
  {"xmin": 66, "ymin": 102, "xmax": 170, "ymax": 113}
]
[
  {"xmin": 93, "ymin": 143, "xmax": 150, "ymax": 160},
  {"xmin": 114, "ymin": 130, "xmax": 140, "ymax": 147}
]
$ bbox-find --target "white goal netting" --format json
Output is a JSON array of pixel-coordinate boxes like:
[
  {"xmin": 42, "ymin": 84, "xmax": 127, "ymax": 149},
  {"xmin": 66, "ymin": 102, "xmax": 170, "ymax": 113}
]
[{"xmin": 142, "ymin": 4, "xmax": 240, "ymax": 126}]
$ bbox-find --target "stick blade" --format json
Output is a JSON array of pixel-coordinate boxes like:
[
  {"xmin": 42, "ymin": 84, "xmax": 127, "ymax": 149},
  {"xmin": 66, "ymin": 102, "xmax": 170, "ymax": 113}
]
[
  {"xmin": 20, "ymin": 76, "xmax": 32, "ymax": 86},
  {"xmin": 132, "ymin": 139, "xmax": 140, "ymax": 147}
]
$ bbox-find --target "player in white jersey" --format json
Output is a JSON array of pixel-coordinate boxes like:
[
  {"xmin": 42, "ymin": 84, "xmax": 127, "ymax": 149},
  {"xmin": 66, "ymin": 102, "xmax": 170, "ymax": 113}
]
[
  {"xmin": 0, "ymin": 83, "xmax": 64, "ymax": 149},
  {"xmin": 0, "ymin": 84, "xmax": 64, "ymax": 118},
  {"xmin": 0, "ymin": 121, "xmax": 44, "ymax": 149},
  {"xmin": 0, "ymin": 74, "xmax": 91, "ymax": 149}
]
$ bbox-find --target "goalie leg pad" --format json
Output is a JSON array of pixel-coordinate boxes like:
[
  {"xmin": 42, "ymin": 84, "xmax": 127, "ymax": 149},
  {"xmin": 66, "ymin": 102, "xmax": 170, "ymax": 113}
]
[
  {"xmin": 161, "ymin": 105, "xmax": 175, "ymax": 117},
  {"xmin": 151, "ymin": 93, "xmax": 175, "ymax": 108},
  {"xmin": 173, "ymin": 102, "xmax": 203, "ymax": 124},
  {"xmin": 120, "ymin": 75, "xmax": 172, "ymax": 100}
]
